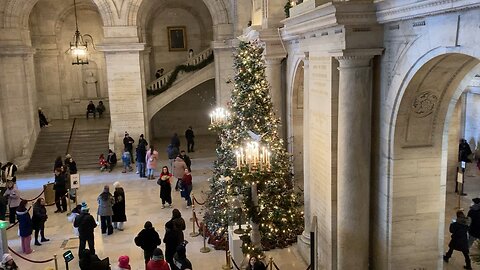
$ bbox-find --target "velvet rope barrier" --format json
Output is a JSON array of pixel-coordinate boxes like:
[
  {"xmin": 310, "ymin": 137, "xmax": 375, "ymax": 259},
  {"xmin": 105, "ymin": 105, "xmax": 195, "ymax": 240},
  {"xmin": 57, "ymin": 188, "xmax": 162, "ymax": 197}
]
[
  {"xmin": 20, "ymin": 189, "xmax": 45, "ymax": 202},
  {"xmin": 230, "ymin": 255, "xmax": 241, "ymax": 270},
  {"xmin": 8, "ymin": 246, "xmax": 54, "ymax": 263},
  {"xmin": 192, "ymin": 195, "xmax": 206, "ymax": 206}
]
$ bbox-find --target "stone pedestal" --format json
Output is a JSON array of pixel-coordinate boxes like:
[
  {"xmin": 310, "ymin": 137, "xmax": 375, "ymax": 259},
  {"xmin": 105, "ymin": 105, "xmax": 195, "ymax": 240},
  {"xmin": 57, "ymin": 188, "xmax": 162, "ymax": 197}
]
[
  {"xmin": 336, "ymin": 55, "xmax": 373, "ymax": 270},
  {"xmin": 98, "ymin": 43, "xmax": 147, "ymax": 155}
]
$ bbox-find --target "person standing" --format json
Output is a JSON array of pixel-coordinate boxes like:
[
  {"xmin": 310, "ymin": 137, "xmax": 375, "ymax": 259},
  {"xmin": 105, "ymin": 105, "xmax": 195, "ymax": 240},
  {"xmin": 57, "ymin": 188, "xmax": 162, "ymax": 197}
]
[
  {"xmin": 163, "ymin": 220, "xmax": 181, "ymax": 265},
  {"xmin": 97, "ymin": 185, "xmax": 114, "ymax": 235},
  {"xmin": 184, "ymin": 127, "xmax": 195, "ymax": 153},
  {"xmin": 459, "ymin": 138, "xmax": 473, "ymax": 163},
  {"xmin": 182, "ymin": 169, "xmax": 193, "ymax": 208},
  {"xmin": 32, "ymin": 198, "xmax": 49, "ymax": 246},
  {"xmin": 112, "ymin": 182, "xmax": 126, "ymax": 231},
  {"xmin": 173, "ymin": 156, "xmax": 187, "ymax": 192},
  {"xmin": 53, "ymin": 168, "xmax": 67, "ymax": 213},
  {"xmin": 138, "ymin": 134, "xmax": 149, "ymax": 147},
  {"xmin": 16, "ymin": 200, "xmax": 33, "ymax": 254},
  {"xmin": 170, "ymin": 209, "xmax": 186, "ymax": 242},
  {"xmin": 54, "ymin": 156, "xmax": 63, "ymax": 172},
  {"xmin": 136, "ymin": 142, "xmax": 147, "ymax": 178},
  {"xmin": 122, "ymin": 149, "xmax": 132, "ymax": 173},
  {"xmin": 107, "ymin": 149, "xmax": 118, "ymax": 172},
  {"xmin": 158, "ymin": 166, "xmax": 173, "ymax": 209},
  {"xmin": 64, "ymin": 154, "xmax": 77, "ymax": 174},
  {"xmin": 3, "ymin": 180, "xmax": 20, "ymax": 224},
  {"xmin": 146, "ymin": 146, "xmax": 159, "ymax": 180},
  {"xmin": 147, "ymin": 248, "xmax": 171, "ymax": 270},
  {"xmin": 135, "ymin": 221, "xmax": 161, "ymax": 265},
  {"xmin": 123, "ymin": 132, "xmax": 135, "ymax": 164},
  {"xmin": 170, "ymin": 133, "xmax": 180, "ymax": 149},
  {"xmin": 443, "ymin": 210, "xmax": 472, "ymax": 270},
  {"xmin": 38, "ymin": 108, "xmax": 50, "ymax": 128},
  {"xmin": 179, "ymin": 150, "xmax": 191, "ymax": 172},
  {"xmin": 468, "ymin": 197, "xmax": 480, "ymax": 248},
  {"xmin": 167, "ymin": 144, "xmax": 179, "ymax": 172},
  {"xmin": 74, "ymin": 202, "xmax": 97, "ymax": 257}
]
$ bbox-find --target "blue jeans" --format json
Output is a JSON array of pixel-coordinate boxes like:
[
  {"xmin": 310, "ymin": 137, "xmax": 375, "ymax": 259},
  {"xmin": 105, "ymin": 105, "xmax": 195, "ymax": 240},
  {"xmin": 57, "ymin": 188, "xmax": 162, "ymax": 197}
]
[
  {"xmin": 185, "ymin": 185, "xmax": 192, "ymax": 206},
  {"xmin": 137, "ymin": 162, "xmax": 146, "ymax": 177},
  {"xmin": 147, "ymin": 168, "xmax": 155, "ymax": 177}
]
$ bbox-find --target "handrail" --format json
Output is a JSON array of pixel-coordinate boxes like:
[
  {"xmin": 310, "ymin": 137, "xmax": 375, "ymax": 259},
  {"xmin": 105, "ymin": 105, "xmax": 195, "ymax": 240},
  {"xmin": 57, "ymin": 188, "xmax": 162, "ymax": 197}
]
[
  {"xmin": 65, "ymin": 118, "xmax": 77, "ymax": 155},
  {"xmin": 147, "ymin": 47, "xmax": 214, "ymax": 93}
]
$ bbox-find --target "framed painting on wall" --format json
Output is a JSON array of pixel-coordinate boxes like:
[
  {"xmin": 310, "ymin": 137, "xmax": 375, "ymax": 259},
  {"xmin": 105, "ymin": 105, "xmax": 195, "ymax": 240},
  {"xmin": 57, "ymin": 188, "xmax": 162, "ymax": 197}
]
[{"xmin": 168, "ymin": 26, "xmax": 187, "ymax": 51}]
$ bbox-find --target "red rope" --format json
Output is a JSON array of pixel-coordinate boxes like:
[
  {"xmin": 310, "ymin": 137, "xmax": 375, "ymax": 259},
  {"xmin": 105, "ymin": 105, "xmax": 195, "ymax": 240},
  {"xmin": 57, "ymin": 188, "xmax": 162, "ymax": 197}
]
[
  {"xmin": 20, "ymin": 190, "xmax": 45, "ymax": 202},
  {"xmin": 8, "ymin": 246, "xmax": 54, "ymax": 263},
  {"xmin": 193, "ymin": 211, "xmax": 202, "ymax": 229},
  {"xmin": 192, "ymin": 195, "xmax": 206, "ymax": 206}
]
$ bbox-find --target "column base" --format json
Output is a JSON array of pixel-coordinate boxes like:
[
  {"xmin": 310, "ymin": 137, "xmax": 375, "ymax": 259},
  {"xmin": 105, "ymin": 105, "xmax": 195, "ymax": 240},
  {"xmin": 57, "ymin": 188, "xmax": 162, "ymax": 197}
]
[{"xmin": 297, "ymin": 231, "xmax": 311, "ymax": 264}]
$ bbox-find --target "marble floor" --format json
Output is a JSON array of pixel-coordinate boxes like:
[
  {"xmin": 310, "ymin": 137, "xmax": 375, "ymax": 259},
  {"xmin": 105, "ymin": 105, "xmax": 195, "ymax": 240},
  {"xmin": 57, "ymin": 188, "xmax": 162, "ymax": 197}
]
[{"xmin": 6, "ymin": 126, "xmax": 308, "ymax": 270}]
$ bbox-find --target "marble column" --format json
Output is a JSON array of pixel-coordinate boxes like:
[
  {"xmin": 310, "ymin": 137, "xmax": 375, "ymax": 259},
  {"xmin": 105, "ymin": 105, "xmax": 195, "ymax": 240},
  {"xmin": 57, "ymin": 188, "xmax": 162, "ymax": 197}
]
[
  {"xmin": 98, "ymin": 43, "xmax": 147, "ymax": 155},
  {"xmin": 212, "ymin": 40, "xmax": 235, "ymax": 107},
  {"xmin": 336, "ymin": 55, "xmax": 373, "ymax": 270},
  {"xmin": 265, "ymin": 57, "xmax": 285, "ymax": 138}
]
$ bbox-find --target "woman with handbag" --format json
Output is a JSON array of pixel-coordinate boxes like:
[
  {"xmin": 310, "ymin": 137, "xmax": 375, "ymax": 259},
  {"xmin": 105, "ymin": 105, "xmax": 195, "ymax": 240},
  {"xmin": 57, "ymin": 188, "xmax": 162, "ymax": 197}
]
[
  {"xmin": 158, "ymin": 166, "xmax": 173, "ymax": 209},
  {"xmin": 97, "ymin": 185, "xmax": 115, "ymax": 235},
  {"xmin": 32, "ymin": 198, "xmax": 49, "ymax": 246}
]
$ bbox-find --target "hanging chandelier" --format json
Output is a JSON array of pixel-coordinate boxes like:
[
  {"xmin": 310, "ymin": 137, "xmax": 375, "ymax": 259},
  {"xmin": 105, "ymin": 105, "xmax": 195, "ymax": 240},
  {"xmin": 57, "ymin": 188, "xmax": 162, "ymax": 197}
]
[
  {"xmin": 235, "ymin": 141, "xmax": 271, "ymax": 172},
  {"xmin": 209, "ymin": 107, "xmax": 230, "ymax": 126},
  {"xmin": 69, "ymin": 0, "xmax": 90, "ymax": 65}
]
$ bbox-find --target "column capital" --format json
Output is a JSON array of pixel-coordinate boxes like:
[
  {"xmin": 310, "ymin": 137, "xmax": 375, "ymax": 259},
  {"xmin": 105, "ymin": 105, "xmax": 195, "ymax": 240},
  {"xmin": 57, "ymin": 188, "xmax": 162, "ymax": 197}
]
[{"xmin": 333, "ymin": 48, "xmax": 383, "ymax": 68}]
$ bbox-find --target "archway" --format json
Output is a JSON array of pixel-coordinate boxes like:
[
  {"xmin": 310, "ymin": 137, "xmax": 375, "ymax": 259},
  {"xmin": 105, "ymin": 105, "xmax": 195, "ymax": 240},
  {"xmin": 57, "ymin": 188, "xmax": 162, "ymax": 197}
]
[
  {"xmin": 288, "ymin": 60, "xmax": 304, "ymax": 187},
  {"xmin": 390, "ymin": 53, "xmax": 480, "ymax": 268}
]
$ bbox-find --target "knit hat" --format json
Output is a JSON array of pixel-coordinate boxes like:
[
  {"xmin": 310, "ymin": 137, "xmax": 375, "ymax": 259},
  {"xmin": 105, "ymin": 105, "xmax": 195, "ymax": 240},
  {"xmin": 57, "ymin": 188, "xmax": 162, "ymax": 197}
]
[
  {"xmin": 473, "ymin": 198, "xmax": 480, "ymax": 204},
  {"xmin": 1, "ymin": 254, "xmax": 12, "ymax": 264},
  {"xmin": 113, "ymin": 181, "xmax": 121, "ymax": 189},
  {"xmin": 118, "ymin": 255, "xmax": 131, "ymax": 269},
  {"xmin": 80, "ymin": 201, "xmax": 89, "ymax": 212},
  {"xmin": 152, "ymin": 248, "xmax": 164, "ymax": 261}
]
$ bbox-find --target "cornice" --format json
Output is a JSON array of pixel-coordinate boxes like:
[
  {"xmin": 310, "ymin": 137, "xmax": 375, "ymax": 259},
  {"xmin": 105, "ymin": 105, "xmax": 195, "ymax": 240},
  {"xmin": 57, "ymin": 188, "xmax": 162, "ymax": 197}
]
[
  {"xmin": 375, "ymin": 0, "xmax": 480, "ymax": 24},
  {"xmin": 97, "ymin": 43, "xmax": 146, "ymax": 52},
  {"xmin": 0, "ymin": 46, "xmax": 35, "ymax": 56},
  {"xmin": 281, "ymin": 1, "xmax": 377, "ymax": 40}
]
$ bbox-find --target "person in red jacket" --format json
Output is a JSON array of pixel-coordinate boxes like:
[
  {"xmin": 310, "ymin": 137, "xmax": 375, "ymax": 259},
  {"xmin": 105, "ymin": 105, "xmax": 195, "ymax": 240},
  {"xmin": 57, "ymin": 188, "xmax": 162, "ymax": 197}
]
[{"xmin": 147, "ymin": 248, "xmax": 171, "ymax": 270}]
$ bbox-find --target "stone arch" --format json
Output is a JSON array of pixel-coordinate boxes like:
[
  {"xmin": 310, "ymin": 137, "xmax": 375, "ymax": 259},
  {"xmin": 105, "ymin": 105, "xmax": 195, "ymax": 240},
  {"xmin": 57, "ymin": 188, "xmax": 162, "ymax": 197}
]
[
  {"xmin": 386, "ymin": 49, "xmax": 480, "ymax": 268},
  {"xmin": 2, "ymin": 0, "xmax": 114, "ymax": 29}
]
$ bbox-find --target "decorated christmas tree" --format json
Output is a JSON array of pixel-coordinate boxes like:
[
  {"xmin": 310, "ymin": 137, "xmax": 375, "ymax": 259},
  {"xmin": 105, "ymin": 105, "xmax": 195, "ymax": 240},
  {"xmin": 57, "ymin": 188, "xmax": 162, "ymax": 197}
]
[{"xmin": 204, "ymin": 39, "xmax": 303, "ymax": 256}]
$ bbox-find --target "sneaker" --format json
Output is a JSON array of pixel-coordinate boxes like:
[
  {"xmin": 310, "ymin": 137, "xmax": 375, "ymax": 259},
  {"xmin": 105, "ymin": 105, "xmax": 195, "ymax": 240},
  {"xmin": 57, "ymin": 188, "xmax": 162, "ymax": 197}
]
[
  {"xmin": 136, "ymin": 171, "xmax": 139, "ymax": 174},
  {"xmin": 168, "ymin": 204, "xmax": 173, "ymax": 208},
  {"xmin": 161, "ymin": 205, "xmax": 165, "ymax": 209},
  {"xmin": 186, "ymin": 206, "xmax": 190, "ymax": 209}
]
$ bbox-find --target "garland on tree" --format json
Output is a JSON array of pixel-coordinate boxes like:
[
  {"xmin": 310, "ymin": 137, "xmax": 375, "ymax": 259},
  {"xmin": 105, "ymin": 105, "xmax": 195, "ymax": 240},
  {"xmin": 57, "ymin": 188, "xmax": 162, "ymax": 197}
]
[{"xmin": 204, "ymin": 40, "xmax": 304, "ymax": 257}]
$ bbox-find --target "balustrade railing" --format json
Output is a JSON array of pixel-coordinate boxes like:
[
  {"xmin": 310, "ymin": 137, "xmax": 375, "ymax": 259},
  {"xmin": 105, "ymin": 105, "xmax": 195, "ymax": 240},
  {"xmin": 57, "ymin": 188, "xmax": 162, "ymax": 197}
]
[{"xmin": 147, "ymin": 47, "xmax": 214, "ymax": 93}]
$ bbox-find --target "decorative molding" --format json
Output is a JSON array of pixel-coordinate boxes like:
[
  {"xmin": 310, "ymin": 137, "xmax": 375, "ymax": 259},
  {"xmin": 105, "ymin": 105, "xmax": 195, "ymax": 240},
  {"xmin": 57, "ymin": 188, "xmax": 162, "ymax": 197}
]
[
  {"xmin": 411, "ymin": 91, "xmax": 438, "ymax": 118},
  {"xmin": 0, "ymin": 46, "xmax": 35, "ymax": 56},
  {"xmin": 376, "ymin": 0, "xmax": 480, "ymax": 24},
  {"xmin": 96, "ymin": 43, "xmax": 146, "ymax": 52},
  {"xmin": 412, "ymin": 21, "xmax": 426, "ymax": 27}
]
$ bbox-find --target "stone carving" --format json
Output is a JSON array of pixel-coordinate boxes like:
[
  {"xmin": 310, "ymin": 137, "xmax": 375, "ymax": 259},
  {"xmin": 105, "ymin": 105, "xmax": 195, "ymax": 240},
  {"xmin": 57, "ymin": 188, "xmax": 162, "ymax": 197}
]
[
  {"xmin": 84, "ymin": 71, "xmax": 98, "ymax": 98},
  {"xmin": 412, "ymin": 91, "xmax": 438, "ymax": 118}
]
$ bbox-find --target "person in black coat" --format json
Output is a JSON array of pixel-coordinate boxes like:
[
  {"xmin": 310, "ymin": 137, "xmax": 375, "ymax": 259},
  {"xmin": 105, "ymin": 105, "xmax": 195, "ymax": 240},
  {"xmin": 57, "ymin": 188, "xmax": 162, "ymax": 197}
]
[
  {"xmin": 179, "ymin": 150, "xmax": 191, "ymax": 172},
  {"xmin": 53, "ymin": 168, "xmax": 67, "ymax": 213},
  {"xmin": 173, "ymin": 243, "xmax": 192, "ymax": 270},
  {"xmin": 79, "ymin": 249, "xmax": 109, "ymax": 270},
  {"xmin": 443, "ymin": 210, "xmax": 472, "ymax": 270},
  {"xmin": 123, "ymin": 132, "xmax": 135, "ymax": 164},
  {"xmin": 74, "ymin": 203, "xmax": 97, "ymax": 258},
  {"xmin": 53, "ymin": 156, "xmax": 63, "ymax": 172},
  {"xmin": 184, "ymin": 126, "xmax": 195, "ymax": 152},
  {"xmin": 106, "ymin": 149, "xmax": 117, "ymax": 172},
  {"xmin": 112, "ymin": 182, "xmax": 126, "ymax": 231},
  {"xmin": 164, "ymin": 219, "xmax": 182, "ymax": 265},
  {"xmin": 459, "ymin": 139, "xmax": 473, "ymax": 163},
  {"xmin": 135, "ymin": 221, "xmax": 161, "ymax": 264},
  {"xmin": 64, "ymin": 154, "xmax": 77, "ymax": 174},
  {"xmin": 32, "ymin": 198, "xmax": 49, "ymax": 246},
  {"xmin": 468, "ymin": 197, "xmax": 480, "ymax": 248},
  {"xmin": 136, "ymin": 142, "xmax": 147, "ymax": 178}
]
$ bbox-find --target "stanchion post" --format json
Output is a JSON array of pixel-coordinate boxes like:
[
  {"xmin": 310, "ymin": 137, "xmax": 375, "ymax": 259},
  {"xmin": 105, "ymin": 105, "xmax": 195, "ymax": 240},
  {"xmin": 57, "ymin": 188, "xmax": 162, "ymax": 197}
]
[
  {"xmin": 269, "ymin": 257, "xmax": 274, "ymax": 270},
  {"xmin": 189, "ymin": 193, "xmax": 195, "ymax": 222},
  {"xmin": 67, "ymin": 189, "xmax": 71, "ymax": 213},
  {"xmin": 190, "ymin": 210, "xmax": 200, "ymax": 237},
  {"xmin": 222, "ymin": 239, "xmax": 231, "ymax": 270},
  {"xmin": 200, "ymin": 224, "xmax": 211, "ymax": 253},
  {"xmin": 54, "ymin": 254, "xmax": 58, "ymax": 270}
]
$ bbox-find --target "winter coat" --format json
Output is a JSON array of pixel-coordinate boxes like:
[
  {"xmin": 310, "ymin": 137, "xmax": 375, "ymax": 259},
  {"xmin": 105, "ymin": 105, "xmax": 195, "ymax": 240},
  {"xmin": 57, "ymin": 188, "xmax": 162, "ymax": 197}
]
[
  {"xmin": 158, "ymin": 173, "xmax": 172, "ymax": 200},
  {"xmin": 54, "ymin": 173, "xmax": 67, "ymax": 192},
  {"xmin": 74, "ymin": 212, "xmax": 97, "ymax": 239},
  {"xmin": 173, "ymin": 253, "xmax": 192, "ymax": 270},
  {"xmin": 122, "ymin": 152, "xmax": 131, "ymax": 165},
  {"xmin": 146, "ymin": 150, "xmax": 159, "ymax": 170},
  {"xmin": 147, "ymin": 259, "xmax": 171, "ymax": 270},
  {"xmin": 112, "ymin": 188, "xmax": 127, "ymax": 222},
  {"xmin": 448, "ymin": 216, "xmax": 469, "ymax": 251},
  {"xmin": 164, "ymin": 221, "xmax": 182, "ymax": 262},
  {"xmin": 468, "ymin": 204, "xmax": 480, "ymax": 238},
  {"xmin": 134, "ymin": 227, "xmax": 161, "ymax": 252},
  {"xmin": 173, "ymin": 157, "xmax": 187, "ymax": 180},
  {"xmin": 185, "ymin": 129, "xmax": 194, "ymax": 141},
  {"xmin": 3, "ymin": 186, "xmax": 21, "ymax": 208},
  {"xmin": 182, "ymin": 174, "xmax": 192, "ymax": 187},
  {"xmin": 16, "ymin": 208, "xmax": 32, "ymax": 237},
  {"xmin": 180, "ymin": 155, "xmax": 191, "ymax": 171},
  {"xmin": 136, "ymin": 144, "xmax": 147, "ymax": 163},
  {"xmin": 167, "ymin": 145, "xmax": 179, "ymax": 160},
  {"xmin": 107, "ymin": 152, "xmax": 117, "ymax": 165},
  {"xmin": 97, "ymin": 192, "xmax": 114, "ymax": 216},
  {"xmin": 123, "ymin": 136, "xmax": 134, "ymax": 151},
  {"xmin": 32, "ymin": 203, "xmax": 47, "ymax": 230},
  {"xmin": 79, "ymin": 254, "xmax": 110, "ymax": 270},
  {"xmin": 170, "ymin": 135, "xmax": 180, "ymax": 149},
  {"xmin": 171, "ymin": 215, "xmax": 186, "ymax": 242}
]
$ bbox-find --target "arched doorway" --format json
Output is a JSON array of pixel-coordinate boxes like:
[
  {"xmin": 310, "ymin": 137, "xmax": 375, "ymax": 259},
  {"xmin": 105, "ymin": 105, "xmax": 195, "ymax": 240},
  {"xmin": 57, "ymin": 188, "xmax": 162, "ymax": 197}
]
[
  {"xmin": 289, "ymin": 60, "xmax": 304, "ymax": 187},
  {"xmin": 390, "ymin": 53, "xmax": 480, "ymax": 269}
]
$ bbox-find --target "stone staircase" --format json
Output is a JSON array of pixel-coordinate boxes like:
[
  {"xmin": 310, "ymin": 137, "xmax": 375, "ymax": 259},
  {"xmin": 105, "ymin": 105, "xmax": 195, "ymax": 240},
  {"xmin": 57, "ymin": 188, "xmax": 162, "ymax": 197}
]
[{"xmin": 27, "ymin": 120, "xmax": 109, "ymax": 173}]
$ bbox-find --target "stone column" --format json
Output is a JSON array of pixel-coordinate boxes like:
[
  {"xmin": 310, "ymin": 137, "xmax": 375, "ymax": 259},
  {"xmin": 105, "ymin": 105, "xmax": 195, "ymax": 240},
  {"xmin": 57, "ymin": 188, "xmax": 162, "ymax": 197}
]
[
  {"xmin": 298, "ymin": 55, "xmax": 311, "ymax": 255},
  {"xmin": 212, "ymin": 40, "xmax": 236, "ymax": 107},
  {"xmin": 265, "ymin": 57, "xmax": 284, "ymax": 124},
  {"xmin": 336, "ymin": 55, "xmax": 373, "ymax": 270},
  {"xmin": 98, "ymin": 43, "xmax": 147, "ymax": 155}
]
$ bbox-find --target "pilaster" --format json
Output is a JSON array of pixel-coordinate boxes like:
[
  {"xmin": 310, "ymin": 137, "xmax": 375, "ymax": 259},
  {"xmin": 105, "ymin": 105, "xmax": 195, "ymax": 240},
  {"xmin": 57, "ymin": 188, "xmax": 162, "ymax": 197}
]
[
  {"xmin": 212, "ymin": 39, "xmax": 237, "ymax": 107},
  {"xmin": 97, "ymin": 42, "xmax": 147, "ymax": 155}
]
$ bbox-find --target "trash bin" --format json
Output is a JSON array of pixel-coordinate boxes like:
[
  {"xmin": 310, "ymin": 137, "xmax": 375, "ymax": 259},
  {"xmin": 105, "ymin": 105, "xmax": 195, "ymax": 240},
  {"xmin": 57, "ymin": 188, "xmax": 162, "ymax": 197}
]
[{"xmin": 43, "ymin": 183, "xmax": 55, "ymax": 205}]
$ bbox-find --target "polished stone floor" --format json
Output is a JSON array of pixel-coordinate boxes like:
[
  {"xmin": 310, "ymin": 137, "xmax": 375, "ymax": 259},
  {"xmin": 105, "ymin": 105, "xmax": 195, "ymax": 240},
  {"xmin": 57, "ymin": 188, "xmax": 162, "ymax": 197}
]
[{"xmin": 6, "ymin": 122, "xmax": 308, "ymax": 270}]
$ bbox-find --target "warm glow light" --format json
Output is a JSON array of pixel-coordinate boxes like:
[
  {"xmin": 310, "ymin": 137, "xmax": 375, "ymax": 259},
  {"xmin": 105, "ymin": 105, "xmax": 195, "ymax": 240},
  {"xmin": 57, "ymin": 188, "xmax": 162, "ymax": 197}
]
[
  {"xmin": 209, "ymin": 107, "xmax": 230, "ymax": 125},
  {"xmin": 235, "ymin": 140, "xmax": 270, "ymax": 172}
]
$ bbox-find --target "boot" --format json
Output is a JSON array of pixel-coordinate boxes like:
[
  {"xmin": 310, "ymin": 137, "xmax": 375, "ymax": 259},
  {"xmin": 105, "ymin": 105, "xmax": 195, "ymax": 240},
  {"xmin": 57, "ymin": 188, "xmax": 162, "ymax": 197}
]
[{"xmin": 34, "ymin": 238, "xmax": 41, "ymax": 246}]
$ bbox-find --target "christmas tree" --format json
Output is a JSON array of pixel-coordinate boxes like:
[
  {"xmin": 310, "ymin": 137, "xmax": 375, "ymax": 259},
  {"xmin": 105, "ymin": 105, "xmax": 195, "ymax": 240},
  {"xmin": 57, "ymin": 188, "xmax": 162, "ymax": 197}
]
[{"xmin": 204, "ymin": 39, "xmax": 304, "ymax": 256}]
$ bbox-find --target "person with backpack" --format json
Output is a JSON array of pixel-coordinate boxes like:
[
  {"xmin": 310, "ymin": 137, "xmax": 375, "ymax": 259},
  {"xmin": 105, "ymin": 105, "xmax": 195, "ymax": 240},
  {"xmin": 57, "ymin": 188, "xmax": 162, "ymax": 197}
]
[
  {"xmin": 443, "ymin": 210, "xmax": 472, "ymax": 270},
  {"xmin": 135, "ymin": 221, "xmax": 162, "ymax": 265},
  {"xmin": 74, "ymin": 202, "xmax": 97, "ymax": 258}
]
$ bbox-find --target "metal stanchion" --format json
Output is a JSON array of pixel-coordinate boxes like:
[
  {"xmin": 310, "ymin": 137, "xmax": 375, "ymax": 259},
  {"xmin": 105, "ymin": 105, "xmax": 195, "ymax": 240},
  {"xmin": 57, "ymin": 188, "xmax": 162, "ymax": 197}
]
[
  {"xmin": 67, "ymin": 189, "xmax": 71, "ymax": 213},
  {"xmin": 200, "ymin": 225, "xmax": 211, "ymax": 253},
  {"xmin": 54, "ymin": 254, "xmax": 58, "ymax": 270},
  {"xmin": 269, "ymin": 257, "xmax": 274, "ymax": 270},
  {"xmin": 190, "ymin": 210, "xmax": 200, "ymax": 237},
  {"xmin": 189, "ymin": 193, "xmax": 195, "ymax": 222},
  {"xmin": 222, "ymin": 240, "xmax": 231, "ymax": 270}
]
